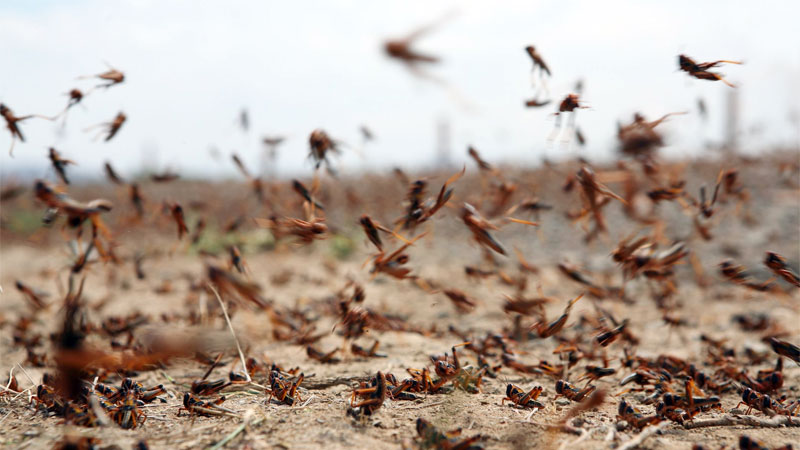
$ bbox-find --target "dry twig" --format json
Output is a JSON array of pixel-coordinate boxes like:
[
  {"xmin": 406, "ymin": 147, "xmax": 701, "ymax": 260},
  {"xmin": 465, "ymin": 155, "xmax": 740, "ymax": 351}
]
[
  {"xmin": 618, "ymin": 422, "xmax": 667, "ymax": 450},
  {"xmin": 682, "ymin": 414, "xmax": 799, "ymax": 429}
]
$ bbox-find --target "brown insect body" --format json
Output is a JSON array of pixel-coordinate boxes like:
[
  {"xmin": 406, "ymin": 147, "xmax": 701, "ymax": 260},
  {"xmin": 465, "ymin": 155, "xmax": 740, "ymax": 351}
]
[
  {"xmin": 555, "ymin": 379, "xmax": 596, "ymax": 402},
  {"xmin": 679, "ymin": 54, "xmax": 740, "ymax": 87},
  {"xmin": 503, "ymin": 384, "xmax": 544, "ymax": 409}
]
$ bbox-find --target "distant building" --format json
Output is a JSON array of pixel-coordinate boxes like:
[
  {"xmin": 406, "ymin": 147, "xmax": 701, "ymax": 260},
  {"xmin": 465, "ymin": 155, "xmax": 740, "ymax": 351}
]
[
  {"xmin": 723, "ymin": 88, "xmax": 740, "ymax": 153},
  {"xmin": 435, "ymin": 118, "xmax": 452, "ymax": 168}
]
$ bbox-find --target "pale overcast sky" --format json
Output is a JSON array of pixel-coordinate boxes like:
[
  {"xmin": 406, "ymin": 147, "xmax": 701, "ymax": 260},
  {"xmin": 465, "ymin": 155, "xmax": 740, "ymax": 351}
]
[{"xmin": 1, "ymin": 0, "xmax": 799, "ymax": 180}]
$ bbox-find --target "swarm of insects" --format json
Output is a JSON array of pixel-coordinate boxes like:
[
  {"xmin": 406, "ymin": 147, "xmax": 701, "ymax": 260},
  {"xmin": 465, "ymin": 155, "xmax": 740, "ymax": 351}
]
[{"xmin": 3, "ymin": 16, "xmax": 799, "ymax": 450}]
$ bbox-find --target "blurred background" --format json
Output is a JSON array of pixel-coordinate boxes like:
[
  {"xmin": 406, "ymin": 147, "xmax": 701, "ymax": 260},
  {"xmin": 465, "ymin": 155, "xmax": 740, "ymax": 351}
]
[{"xmin": 1, "ymin": 0, "xmax": 799, "ymax": 181}]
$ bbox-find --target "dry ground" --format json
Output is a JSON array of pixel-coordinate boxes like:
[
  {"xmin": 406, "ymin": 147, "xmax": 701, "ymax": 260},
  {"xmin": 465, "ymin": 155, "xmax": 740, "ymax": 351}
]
[{"xmin": 1, "ymin": 156, "xmax": 799, "ymax": 449}]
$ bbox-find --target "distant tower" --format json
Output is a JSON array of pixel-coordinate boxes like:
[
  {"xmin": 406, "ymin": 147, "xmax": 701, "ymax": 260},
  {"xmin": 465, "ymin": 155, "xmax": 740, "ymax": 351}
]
[
  {"xmin": 435, "ymin": 118, "xmax": 452, "ymax": 168},
  {"xmin": 140, "ymin": 142, "xmax": 159, "ymax": 175},
  {"xmin": 723, "ymin": 88, "xmax": 740, "ymax": 153},
  {"xmin": 258, "ymin": 144, "xmax": 272, "ymax": 179}
]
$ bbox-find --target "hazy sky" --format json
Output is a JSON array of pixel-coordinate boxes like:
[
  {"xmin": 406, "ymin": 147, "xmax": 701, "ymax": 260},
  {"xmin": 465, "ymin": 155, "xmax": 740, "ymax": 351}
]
[{"xmin": 1, "ymin": 0, "xmax": 799, "ymax": 180}]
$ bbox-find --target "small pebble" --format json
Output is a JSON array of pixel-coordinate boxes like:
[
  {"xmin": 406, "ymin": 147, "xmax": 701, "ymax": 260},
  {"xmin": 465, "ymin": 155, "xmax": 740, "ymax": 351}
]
[{"xmin": 555, "ymin": 399, "xmax": 571, "ymax": 406}]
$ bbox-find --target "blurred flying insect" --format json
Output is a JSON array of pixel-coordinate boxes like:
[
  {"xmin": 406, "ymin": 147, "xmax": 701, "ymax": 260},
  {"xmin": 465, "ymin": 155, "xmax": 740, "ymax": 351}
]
[
  {"xmin": 763, "ymin": 252, "xmax": 800, "ymax": 288},
  {"xmin": 557, "ymin": 94, "xmax": 584, "ymax": 115},
  {"xmin": 525, "ymin": 45, "xmax": 551, "ymax": 77},
  {"xmin": 359, "ymin": 214, "xmax": 402, "ymax": 252},
  {"xmin": 150, "ymin": 170, "xmax": 180, "ymax": 183},
  {"xmin": 104, "ymin": 112, "xmax": 127, "ymax": 141},
  {"xmin": 719, "ymin": 260, "xmax": 775, "ymax": 292},
  {"xmin": 129, "ymin": 183, "xmax": 144, "ymax": 218},
  {"xmin": 79, "ymin": 63, "xmax": 125, "ymax": 89},
  {"xmin": 502, "ymin": 294, "xmax": 551, "ymax": 316},
  {"xmin": 49, "ymin": 148, "xmax": 75, "ymax": 185},
  {"xmin": 255, "ymin": 215, "xmax": 328, "ymax": 245},
  {"xmin": 308, "ymin": 129, "xmax": 341, "ymax": 171},
  {"xmin": 206, "ymin": 263, "xmax": 270, "ymax": 309},
  {"xmin": 678, "ymin": 54, "xmax": 741, "ymax": 88},
  {"xmin": 15, "ymin": 280, "xmax": 49, "ymax": 310},
  {"xmin": 190, "ymin": 218, "xmax": 206, "ymax": 244},
  {"xmin": 231, "ymin": 153, "xmax": 264, "ymax": 202},
  {"xmin": 460, "ymin": 203, "xmax": 538, "ymax": 256},
  {"xmin": 397, "ymin": 167, "xmax": 464, "ymax": 232},
  {"xmin": 55, "ymin": 89, "xmax": 87, "ymax": 123},
  {"xmin": 170, "ymin": 202, "xmax": 188, "ymax": 239},
  {"xmin": 549, "ymin": 94, "xmax": 589, "ymax": 143},
  {"xmin": 66, "ymin": 89, "xmax": 84, "ymax": 108},
  {"xmin": 238, "ymin": 108, "xmax": 249, "ymax": 132},
  {"xmin": 689, "ymin": 169, "xmax": 724, "ymax": 219},
  {"xmin": 557, "ymin": 262, "xmax": 607, "ymax": 298},
  {"xmin": 104, "ymin": 161, "xmax": 125, "ymax": 185},
  {"xmin": 767, "ymin": 338, "xmax": 799, "ymax": 365},
  {"xmin": 575, "ymin": 127, "xmax": 586, "ymax": 146},
  {"xmin": 697, "ymin": 98, "xmax": 708, "ymax": 121},
  {"xmin": 262, "ymin": 135, "xmax": 286, "ymax": 147},
  {"xmin": 617, "ymin": 112, "xmax": 685, "ymax": 161},
  {"xmin": 532, "ymin": 293, "xmax": 583, "ymax": 338},
  {"xmin": 223, "ymin": 215, "xmax": 246, "ymax": 234},
  {"xmin": 441, "ymin": 289, "xmax": 478, "ymax": 314},
  {"xmin": 359, "ymin": 125, "xmax": 375, "ymax": 143},
  {"xmin": 360, "ymin": 214, "xmax": 384, "ymax": 251},
  {"xmin": 524, "ymin": 98, "xmax": 551, "ymax": 108},
  {"xmin": 87, "ymin": 111, "xmax": 126, "ymax": 142},
  {"xmin": 369, "ymin": 232, "xmax": 427, "ymax": 281},
  {"xmin": 461, "ymin": 203, "xmax": 506, "ymax": 255},
  {"xmin": 1, "ymin": 185, "xmax": 26, "ymax": 201},
  {"xmin": 228, "ymin": 245, "xmax": 247, "ymax": 274},
  {"xmin": 384, "ymin": 12, "xmax": 454, "ymax": 82},
  {"xmin": 506, "ymin": 198, "xmax": 553, "ymax": 222},
  {"xmin": 2, "ymin": 103, "xmax": 52, "ymax": 156},
  {"xmin": 292, "ymin": 179, "xmax": 324, "ymax": 211},
  {"xmin": 569, "ymin": 166, "xmax": 627, "ymax": 241},
  {"xmin": 467, "ymin": 146, "xmax": 495, "ymax": 173},
  {"xmin": 35, "ymin": 180, "xmax": 113, "ymax": 236},
  {"xmin": 256, "ymin": 177, "xmax": 327, "ymax": 244},
  {"xmin": 134, "ymin": 252, "xmax": 146, "ymax": 279},
  {"xmin": 594, "ymin": 319, "xmax": 630, "ymax": 348}
]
